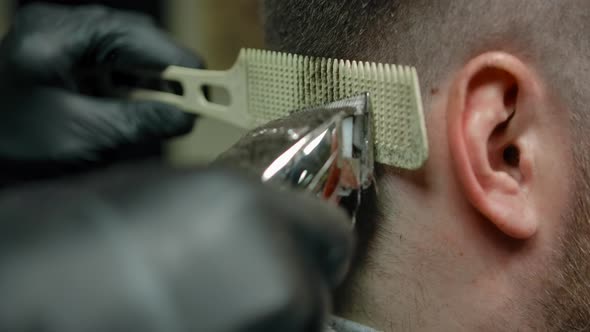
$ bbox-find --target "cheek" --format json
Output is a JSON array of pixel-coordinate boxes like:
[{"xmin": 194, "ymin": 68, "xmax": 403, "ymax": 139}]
[
  {"xmin": 390, "ymin": 102, "xmax": 472, "ymax": 250},
  {"xmin": 532, "ymin": 122, "xmax": 572, "ymax": 239}
]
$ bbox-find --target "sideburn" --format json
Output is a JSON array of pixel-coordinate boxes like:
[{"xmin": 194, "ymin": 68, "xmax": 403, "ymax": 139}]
[{"xmin": 541, "ymin": 153, "xmax": 590, "ymax": 331}]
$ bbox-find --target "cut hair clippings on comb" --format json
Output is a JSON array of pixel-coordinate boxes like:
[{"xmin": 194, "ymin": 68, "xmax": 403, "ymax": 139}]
[
  {"xmin": 114, "ymin": 49, "xmax": 428, "ymax": 218},
  {"xmin": 126, "ymin": 48, "xmax": 428, "ymax": 169}
]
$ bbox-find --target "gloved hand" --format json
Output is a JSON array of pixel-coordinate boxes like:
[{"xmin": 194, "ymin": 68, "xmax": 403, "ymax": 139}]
[
  {"xmin": 0, "ymin": 4, "xmax": 202, "ymax": 184},
  {"xmin": 0, "ymin": 165, "xmax": 354, "ymax": 332}
]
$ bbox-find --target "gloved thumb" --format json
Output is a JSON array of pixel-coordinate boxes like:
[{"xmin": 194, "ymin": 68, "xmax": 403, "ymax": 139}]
[
  {"xmin": 69, "ymin": 96, "xmax": 196, "ymax": 157},
  {"xmin": 0, "ymin": 88, "xmax": 195, "ymax": 161}
]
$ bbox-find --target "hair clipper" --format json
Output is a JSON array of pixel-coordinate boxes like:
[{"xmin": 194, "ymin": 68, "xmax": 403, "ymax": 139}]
[{"xmin": 215, "ymin": 93, "xmax": 374, "ymax": 223}]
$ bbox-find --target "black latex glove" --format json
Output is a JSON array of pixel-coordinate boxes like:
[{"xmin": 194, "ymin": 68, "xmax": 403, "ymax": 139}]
[
  {"xmin": 0, "ymin": 4, "xmax": 202, "ymax": 184},
  {"xmin": 0, "ymin": 165, "xmax": 354, "ymax": 332}
]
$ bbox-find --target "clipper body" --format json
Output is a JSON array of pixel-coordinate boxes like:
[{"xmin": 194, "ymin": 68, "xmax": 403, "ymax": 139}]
[{"xmin": 216, "ymin": 94, "xmax": 374, "ymax": 221}]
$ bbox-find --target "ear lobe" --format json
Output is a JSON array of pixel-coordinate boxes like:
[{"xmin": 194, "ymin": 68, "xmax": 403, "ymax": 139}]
[{"xmin": 447, "ymin": 53, "xmax": 538, "ymax": 239}]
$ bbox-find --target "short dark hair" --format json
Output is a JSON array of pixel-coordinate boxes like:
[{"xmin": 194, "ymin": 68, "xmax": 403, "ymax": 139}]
[
  {"xmin": 262, "ymin": 0, "xmax": 589, "ymax": 109},
  {"xmin": 263, "ymin": 1, "xmax": 590, "ymax": 330},
  {"xmin": 262, "ymin": 0, "xmax": 392, "ymax": 61}
]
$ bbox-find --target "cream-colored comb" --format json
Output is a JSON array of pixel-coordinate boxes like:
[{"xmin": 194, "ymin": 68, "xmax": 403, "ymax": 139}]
[{"xmin": 131, "ymin": 48, "xmax": 428, "ymax": 169}]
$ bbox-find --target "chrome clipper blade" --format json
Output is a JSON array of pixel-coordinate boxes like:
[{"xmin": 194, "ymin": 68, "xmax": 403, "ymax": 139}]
[{"xmin": 216, "ymin": 93, "xmax": 374, "ymax": 222}]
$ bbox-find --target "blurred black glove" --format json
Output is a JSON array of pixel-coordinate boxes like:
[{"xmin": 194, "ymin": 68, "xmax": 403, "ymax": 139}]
[
  {"xmin": 0, "ymin": 165, "xmax": 354, "ymax": 332},
  {"xmin": 0, "ymin": 4, "xmax": 203, "ymax": 184}
]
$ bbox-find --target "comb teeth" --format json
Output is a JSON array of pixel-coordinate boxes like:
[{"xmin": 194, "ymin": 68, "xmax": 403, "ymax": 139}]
[{"xmin": 243, "ymin": 49, "xmax": 427, "ymax": 169}]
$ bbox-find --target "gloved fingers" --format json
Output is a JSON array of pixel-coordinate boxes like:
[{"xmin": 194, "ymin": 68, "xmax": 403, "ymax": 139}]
[
  {"xmin": 2, "ymin": 3, "xmax": 203, "ymax": 83},
  {"xmin": 125, "ymin": 168, "xmax": 354, "ymax": 288},
  {"xmin": 0, "ymin": 88, "xmax": 194, "ymax": 161},
  {"xmin": 73, "ymin": 5, "xmax": 204, "ymax": 70},
  {"xmin": 67, "ymin": 94, "xmax": 196, "ymax": 151},
  {"xmin": 0, "ymin": 167, "xmax": 335, "ymax": 332},
  {"xmin": 263, "ymin": 190, "xmax": 355, "ymax": 288},
  {"xmin": 117, "ymin": 169, "xmax": 338, "ymax": 332}
]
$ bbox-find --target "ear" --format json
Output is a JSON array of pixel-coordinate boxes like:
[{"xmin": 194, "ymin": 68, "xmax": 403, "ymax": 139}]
[{"xmin": 447, "ymin": 52, "xmax": 540, "ymax": 239}]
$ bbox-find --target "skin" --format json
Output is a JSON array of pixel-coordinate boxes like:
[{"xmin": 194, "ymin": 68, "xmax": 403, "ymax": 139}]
[{"xmin": 338, "ymin": 52, "xmax": 573, "ymax": 331}]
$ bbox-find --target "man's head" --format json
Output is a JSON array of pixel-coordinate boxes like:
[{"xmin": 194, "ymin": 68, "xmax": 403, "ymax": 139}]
[{"xmin": 264, "ymin": 1, "xmax": 590, "ymax": 330}]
